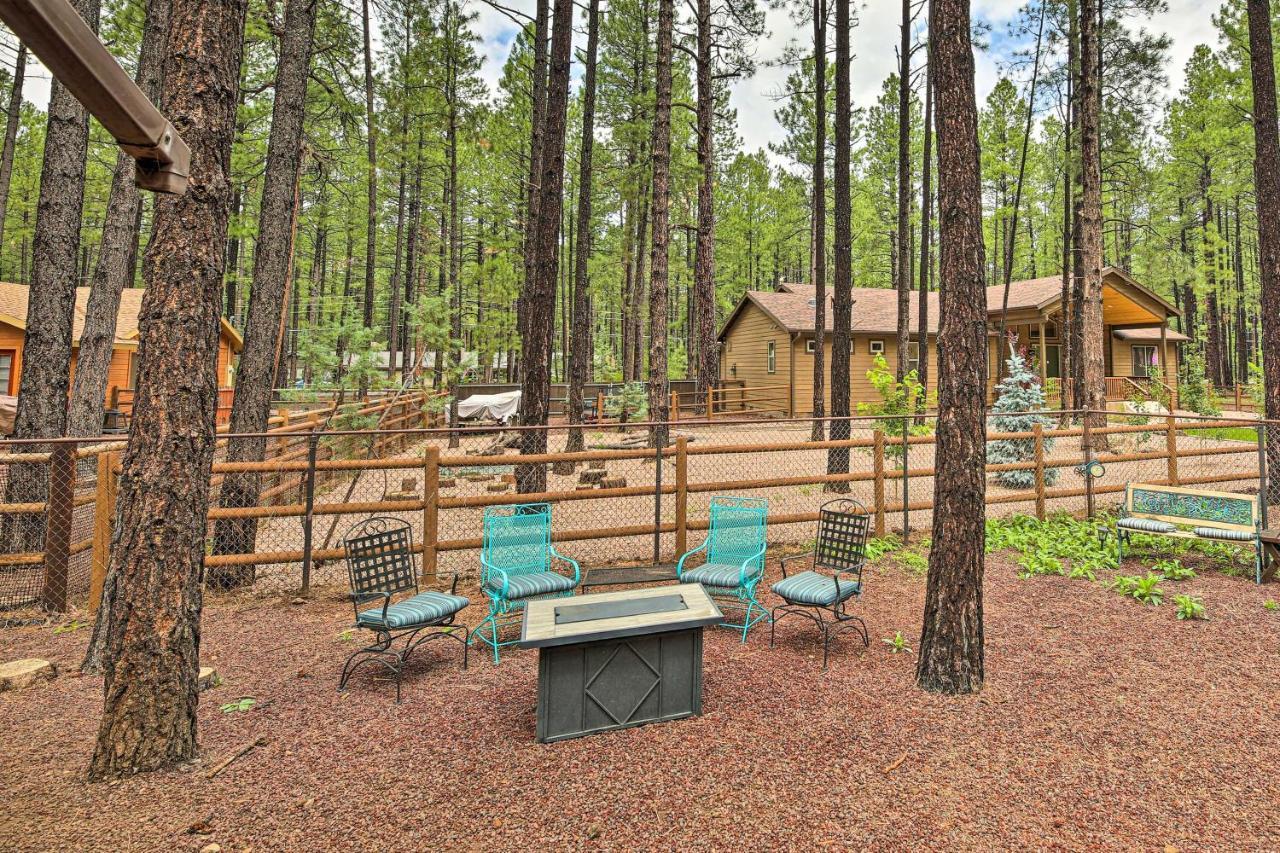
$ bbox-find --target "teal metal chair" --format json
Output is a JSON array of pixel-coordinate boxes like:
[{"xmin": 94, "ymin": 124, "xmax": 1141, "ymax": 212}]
[
  {"xmin": 677, "ymin": 495, "xmax": 769, "ymax": 641},
  {"xmin": 473, "ymin": 502, "xmax": 580, "ymax": 663}
]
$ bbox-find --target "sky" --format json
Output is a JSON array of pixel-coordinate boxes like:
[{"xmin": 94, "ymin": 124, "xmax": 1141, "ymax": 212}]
[{"xmin": 470, "ymin": 0, "xmax": 1221, "ymax": 159}]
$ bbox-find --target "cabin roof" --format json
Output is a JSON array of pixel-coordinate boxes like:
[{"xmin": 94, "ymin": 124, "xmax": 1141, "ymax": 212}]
[
  {"xmin": 721, "ymin": 267, "xmax": 1180, "ymax": 340},
  {"xmin": 0, "ymin": 281, "xmax": 244, "ymax": 352}
]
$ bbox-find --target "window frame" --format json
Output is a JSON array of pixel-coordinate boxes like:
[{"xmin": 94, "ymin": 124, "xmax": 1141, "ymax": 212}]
[
  {"xmin": 767, "ymin": 340, "xmax": 777, "ymax": 374},
  {"xmin": 868, "ymin": 339, "xmax": 885, "ymax": 356},
  {"xmin": 1131, "ymin": 345, "xmax": 1158, "ymax": 378},
  {"xmin": 805, "ymin": 338, "xmax": 816, "ymax": 354}
]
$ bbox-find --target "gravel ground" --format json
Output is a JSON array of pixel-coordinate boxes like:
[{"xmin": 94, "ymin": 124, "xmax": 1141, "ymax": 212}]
[{"xmin": 3, "ymin": 549, "xmax": 1280, "ymax": 851}]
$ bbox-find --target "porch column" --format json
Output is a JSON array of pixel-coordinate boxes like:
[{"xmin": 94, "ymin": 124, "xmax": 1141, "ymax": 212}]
[
  {"xmin": 1037, "ymin": 320, "xmax": 1047, "ymax": 384},
  {"xmin": 1160, "ymin": 319, "xmax": 1174, "ymax": 409}
]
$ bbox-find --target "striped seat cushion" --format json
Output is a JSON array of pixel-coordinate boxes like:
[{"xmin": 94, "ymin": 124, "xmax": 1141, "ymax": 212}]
[
  {"xmin": 483, "ymin": 570, "xmax": 576, "ymax": 600},
  {"xmin": 357, "ymin": 591, "xmax": 469, "ymax": 630},
  {"xmin": 1117, "ymin": 517, "xmax": 1176, "ymax": 534},
  {"xmin": 1193, "ymin": 526, "xmax": 1255, "ymax": 542},
  {"xmin": 772, "ymin": 570, "xmax": 860, "ymax": 607},
  {"xmin": 682, "ymin": 562, "xmax": 752, "ymax": 590}
]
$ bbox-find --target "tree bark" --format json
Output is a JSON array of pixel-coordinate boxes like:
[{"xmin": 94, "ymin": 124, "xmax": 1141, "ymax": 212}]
[
  {"xmin": 67, "ymin": 0, "xmax": 170, "ymax": 442},
  {"xmin": 916, "ymin": 0, "xmax": 986, "ymax": 696},
  {"xmin": 208, "ymin": 0, "xmax": 317, "ymax": 588},
  {"xmin": 359, "ymin": 0, "xmax": 378, "ymax": 390},
  {"xmin": 88, "ymin": 0, "xmax": 247, "ymax": 781},
  {"xmin": 0, "ymin": 44, "xmax": 26, "ymax": 248},
  {"xmin": 565, "ymin": 0, "xmax": 600, "ymax": 456},
  {"xmin": 516, "ymin": 0, "xmax": 574, "ymax": 493},
  {"xmin": 894, "ymin": 0, "xmax": 911, "ymax": 382},
  {"xmin": 693, "ymin": 0, "xmax": 718, "ymax": 398},
  {"xmin": 2, "ymin": 0, "xmax": 100, "ymax": 554},
  {"xmin": 811, "ymin": 0, "xmax": 827, "ymax": 440},
  {"xmin": 647, "ymin": 0, "xmax": 674, "ymax": 447},
  {"xmin": 826, "ymin": 0, "xmax": 852, "ymax": 489},
  {"xmin": 915, "ymin": 68, "xmax": 932, "ymax": 422},
  {"xmin": 520, "ymin": 0, "xmax": 551, "ymax": 357},
  {"xmin": 1077, "ymin": 0, "xmax": 1107, "ymax": 441},
  {"xmin": 1248, "ymin": 0, "xmax": 1280, "ymax": 507}
]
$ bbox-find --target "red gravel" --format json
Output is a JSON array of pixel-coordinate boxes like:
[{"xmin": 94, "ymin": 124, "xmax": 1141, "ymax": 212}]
[{"xmin": 3, "ymin": 552, "xmax": 1280, "ymax": 851}]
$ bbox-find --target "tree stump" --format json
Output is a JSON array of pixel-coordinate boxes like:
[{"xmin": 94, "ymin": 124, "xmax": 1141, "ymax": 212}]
[
  {"xmin": 198, "ymin": 666, "xmax": 221, "ymax": 691},
  {"xmin": 599, "ymin": 477, "xmax": 627, "ymax": 489},
  {"xmin": 0, "ymin": 658, "xmax": 56, "ymax": 691},
  {"xmin": 578, "ymin": 469, "xmax": 606, "ymax": 485},
  {"xmin": 486, "ymin": 482, "xmax": 510, "ymax": 493}
]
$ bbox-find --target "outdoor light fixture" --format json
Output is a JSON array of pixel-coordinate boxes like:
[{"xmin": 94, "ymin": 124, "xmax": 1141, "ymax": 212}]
[
  {"xmin": 1075, "ymin": 460, "xmax": 1105, "ymax": 480},
  {"xmin": 0, "ymin": 0, "xmax": 189, "ymax": 193}
]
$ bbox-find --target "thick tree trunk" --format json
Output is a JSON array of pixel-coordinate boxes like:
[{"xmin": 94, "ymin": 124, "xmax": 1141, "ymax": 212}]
[
  {"xmin": 67, "ymin": 0, "xmax": 170, "ymax": 442},
  {"xmin": 0, "ymin": 44, "xmax": 26, "ymax": 246},
  {"xmin": 565, "ymin": 0, "xmax": 600, "ymax": 456},
  {"xmin": 87, "ymin": 0, "xmax": 247, "ymax": 781},
  {"xmin": 647, "ymin": 0, "xmax": 674, "ymax": 448},
  {"xmin": 1249, "ymin": 0, "xmax": 1280, "ymax": 508},
  {"xmin": 208, "ymin": 0, "xmax": 317, "ymax": 589},
  {"xmin": 915, "ymin": 69, "xmax": 932, "ymax": 422},
  {"xmin": 917, "ymin": 0, "xmax": 986, "ymax": 696},
  {"xmin": 2, "ymin": 0, "xmax": 100, "ymax": 554},
  {"xmin": 693, "ymin": 0, "xmax": 718, "ymax": 397},
  {"xmin": 811, "ymin": 0, "xmax": 827, "ymax": 440},
  {"xmin": 826, "ymin": 0, "xmax": 852, "ymax": 489},
  {"xmin": 520, "ymin": 0, "xmax": 551, "ymax": 356},
  {"xmin": 894, "ymin": 0, "xmax": 911, "ymax": 382},
  {"xmin": 360, "ymin": 0, "xmax": 378, "ymax": 388},
  {"xmin": 447, "ymin": 13, "xmax": 462, "ymax": 447},
  {"xmin": 1078, "ymin": 0, "xmax": 1107, "ymax": 442},
  {"xmin": 516, "ymin": 0, "xmax": 573, "ymax": 493}
]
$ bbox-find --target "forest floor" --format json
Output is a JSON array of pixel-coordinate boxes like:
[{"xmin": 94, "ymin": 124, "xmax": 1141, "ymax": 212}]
[{"xmin": 4, "ymin": 544, "xmax": 1280, "ymax": 851}]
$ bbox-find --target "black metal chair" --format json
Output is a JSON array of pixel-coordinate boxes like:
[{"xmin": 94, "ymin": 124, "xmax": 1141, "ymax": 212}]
[
  {"xmin": 769, "ymin": 499, "xmax": 871, "ymax": 668},
  {"xmin": 339, "ymin": 517, "xmax": 469, "ymax": 702}
]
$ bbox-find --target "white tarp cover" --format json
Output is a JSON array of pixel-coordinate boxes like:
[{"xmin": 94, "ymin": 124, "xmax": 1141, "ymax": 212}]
[{"xmin": 457, "ymin": 390, "xmax": 521, "ymax": 421}]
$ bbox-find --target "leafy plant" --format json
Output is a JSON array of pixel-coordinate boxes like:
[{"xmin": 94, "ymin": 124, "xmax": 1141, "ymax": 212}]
[
  {"xmin": 882, "ymin": 630, "xmax": 911, "ymax": 654},
  {"xmin": 1173, "ymin": 594, "xmax": 1207, "ymax": 621},
  {"xmin": 1068, "ymin": 563, "xmax": 1098, "ymax": 582},
  {"xmin": 603, "ymin": 382, "xmax": 649, "ymax": 421},
  {"xmin": 1265, "ymin": 599, "xmax": 1280, "ymax": 612},
  {"xmin": 53, "ymin": 619, "xmax": 87, "ymax": 635},
  {"xmin": 898, "ymin": 550, "xmax": 929, "ymax": 577},
  {"xmin": 856, "ymin": 354, "xmax": 932, "ymax": 469},
  {"xmin": 1129, "ymin": 573, "xmax": 1165, "ymax": 606},
  {"xmin": 1109, "ymin": 574, "xmax": 1141, "ymax": 596},
  {"xmin": 337, "ymin": 628, "xmax": 356, "ymax": 642},
  {"xmin": 220, "ymin": 697, "xmax": 256, "ymax": 714},
  {"xmin": 865, "ymin": 534, "xmax": 902, "ymax": 561},
  {"xmin": 1153, "ymin": 558, "xmax": 1195, "ymax": 581},
  {"xmin": 1017, "ymin": 551, "xmax": 1064, "ymax": 579}
]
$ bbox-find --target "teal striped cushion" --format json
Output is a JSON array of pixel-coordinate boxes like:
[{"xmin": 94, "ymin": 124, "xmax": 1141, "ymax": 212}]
[
  {"xmin": 484, "ymin": 570, "xmax": 576, "ymax": 600},
  {"xmin": 357, "ymin": 591, "xmax": 469, "ymax": 629},
  {"xmin": 1117, "ymin": 517, "xmax": 1176, "ymax": 534},
  {"xmin": 683, "ymin": 562, "xmax": 752, "ymax": 589},
  {"xmin": 772, "ymin": 570, "xmax": 860, "ymax": 606},
  {"xmin": 1193, "ymin": 526, "xmax": 1255, "ymax": 542}
]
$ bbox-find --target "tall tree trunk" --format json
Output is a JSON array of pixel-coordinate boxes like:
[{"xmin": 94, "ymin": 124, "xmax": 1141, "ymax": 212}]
[
  {"xmin": 516, "ymin": 0, "xmax": 574, "ymax": 493},
  {"xmin": 647, "ymin": 0, "xmax": 674, "ymax": 447},
  {"xmin": 0, "ymin": 44, "xmax": 27, "ymax": 248},
  {"xmin": 917, "ymin": 0, "xmax": 986, "ymax": 696},
  {"xmin": 811, "ymin": 0, "xmax": 827, "ymax": 440},
  {"xmin": 916, "ymin": 68, "xmax": 932, "ymax": 422},
  {"xmin": 894, "ymin": 0, "xmax": 911, "ymax": 382},
  {"xmin": 87, "ymin": 0, "xmax": 248, "ymax": 781},
  {"xmin": 446, "ymin": 8, "xmax": 462, "ymax": 446},
  {"xmin": 1077, "ymin": 0, "xmax": 1107, "ymax": 442},
  {"xmin": 1249, "ymin": 0, "xmax": 1280, "ymax": 502},
  {"xmin": 566, "ymin": 0, "xmax": 600, "ymax": 456},
  {"xmin": 359, "ymin": 0, "xmax": 378, "ymax": 394},
  {"xmin": 208, "ymin": 0, "xmax": 317, "ymax": 588},
  {"xmin": 693, "ymin": 0, "xmax": 718, "ymax": 397},
  {"xmin": 826, "ymin": 0, "xmax": 852, "ymax": 489},
  {"xmin": 1059, "ymin": 65, "xmax": 1074, "ymax": 413},
  {"xmin": 67, "ymin": 0, "xmax": 171, "ymax": 442},
  {"xmin": 520, "ymin": 0, "xmax": 551, "ymax": 355},
  {"xmin": 2, "ymin": 0, "xmax": 100, "ymax": 554}
]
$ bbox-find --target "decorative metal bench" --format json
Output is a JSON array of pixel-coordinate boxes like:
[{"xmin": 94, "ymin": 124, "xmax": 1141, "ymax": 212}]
[{"xmin": 1105, "ymin": 483, "xmax": 1264, "ymax": 583}]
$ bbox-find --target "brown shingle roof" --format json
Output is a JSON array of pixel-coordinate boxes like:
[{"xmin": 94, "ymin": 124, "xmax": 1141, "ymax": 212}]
[{"xmin": 0, "ymin": 281, "xmax": 243, "ymax": 351}]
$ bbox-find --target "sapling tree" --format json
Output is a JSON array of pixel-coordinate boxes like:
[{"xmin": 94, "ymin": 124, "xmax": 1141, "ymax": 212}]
[{"xmin": 988, "ymin": 336, "xmax": 1058, "ymax": 489}]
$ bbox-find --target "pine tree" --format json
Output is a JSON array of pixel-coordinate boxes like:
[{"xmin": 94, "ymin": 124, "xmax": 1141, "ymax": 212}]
[{"xmin": 988, "ymin": 336, "xmax": 1058, "ymax": 489}]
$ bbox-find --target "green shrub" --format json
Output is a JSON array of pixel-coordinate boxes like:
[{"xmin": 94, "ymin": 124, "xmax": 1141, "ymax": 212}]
[{"xmin": 1173, "ymin": 594, "xmax": 1207, "ymax": 620}]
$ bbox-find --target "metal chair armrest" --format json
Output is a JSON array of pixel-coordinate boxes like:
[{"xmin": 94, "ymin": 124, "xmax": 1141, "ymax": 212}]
[
  {"xmin": 433, "ymin": 571, "xmax": 462, "ymax": 596},
  {"xmin": 738, "ymin": 546, "xmax": 767, "ymax": 585},
  {"xmin": 676, "ymin": 539, "xmax": 709, "ymax": 578},
  {"xmin": 779, "ymin": 551, "xmax": 814, "ymax": 578},
  {"xmin": 550, "ymin": 546, "xmax": 581, "ymax": 585},
  {"xmin": 479, "ymin": 555, "xmax": 510, "ymax": 597}
]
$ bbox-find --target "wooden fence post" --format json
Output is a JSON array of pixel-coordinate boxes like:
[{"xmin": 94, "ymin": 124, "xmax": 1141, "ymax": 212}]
[
  {"xmin": 88, "ymin": 450, "xmax": 118, "ymax": 617},
  {"xmin": 873, "ymin": 429, "xmax": 886, "ymax": 538},
  {"xmin": 596, "ymin": 391, "xmax": 605, "ymax": 424},
  {"xmin": 705, "ymin": 387, "xmax": 714, "ymax": 420},
  {"xmin": 675, "ymin": 436, "xmax": 688, "ymax": 557},
  {"xmin": 1235, "ymin": 383, "xmax": 1242, "ymax": 411},
  {"xmin": 40, "ymin": 443, "xmax": 76, "ymax": 613},
  {"xmin": 671, "ymin": 391, "xmax": 679, "ymax": 422},
  {"xmin": 423, "ymin": 445, "xmax": 439, "ymax": 582},
  {"xmin": 1033, "ymin": 423, "xmax": 1046, "ymax": 521},
  {"xmin": 1166, "ymin": 414, "xmax": 1179, "ymax": 485}
]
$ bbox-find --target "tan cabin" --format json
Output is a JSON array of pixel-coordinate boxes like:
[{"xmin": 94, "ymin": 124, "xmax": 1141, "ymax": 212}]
[
  {"xmin": 717, "ymin": 266, "xmax": 1186, "ymax": 416},
  {"xmin": 0, "ymin": 282, "xmax": 243, "ymax": 423}
]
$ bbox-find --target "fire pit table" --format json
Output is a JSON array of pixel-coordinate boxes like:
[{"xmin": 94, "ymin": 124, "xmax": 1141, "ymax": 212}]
[{"xmin": 519, "ymin": 583, "xmax": 724, "ymax": 742}]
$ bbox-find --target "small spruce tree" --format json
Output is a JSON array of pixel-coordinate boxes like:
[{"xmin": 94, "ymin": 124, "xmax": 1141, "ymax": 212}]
[{"xmin": 989, "ymin": 336, "xmax": 1058, "ymax": 488}]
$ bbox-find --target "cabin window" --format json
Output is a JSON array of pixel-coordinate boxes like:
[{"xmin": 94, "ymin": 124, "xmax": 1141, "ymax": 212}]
[
  {"xmin": 0, "ymin": 350, "xmax": 13, "ymax": 395},
  {"xmin": 726, "ymin": 341, "xmax": 732, "ymax": 353},
  {"xmin": 805, "ymin": 339, "xmax": 816, "ymax": 354},
  {"xmin": 767, "ymin": 341, "xmax": 777, "ymax": 374},
  {"xmin": 907, "ymin": 341, "xmax": 920, "ymax": 375},
  {"xmin": 1131, "ymin": 345, "xmax": 1158, "ymax": 378},
  {"xmin": 869, "ymin": 339, "xmax": 885, "ymax": 356}
]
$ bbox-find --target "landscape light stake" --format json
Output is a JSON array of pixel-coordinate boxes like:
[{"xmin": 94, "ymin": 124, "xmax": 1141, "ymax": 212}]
[
  {"xmin": 299, "ymin": 431, "xmax": 319, "ymax": 596},
  {"xmin": 0, "ymin": 0, "xmax": 189, "ymax": 193},
  {"xmin": 901, "ymin": 415, "xmax": 910, "ymax": 544}
]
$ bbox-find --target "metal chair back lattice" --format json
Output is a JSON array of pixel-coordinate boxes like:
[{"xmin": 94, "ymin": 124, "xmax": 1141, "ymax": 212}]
[
  {"xmin": 474, "ymin": 502, "xmax": 580, "ymax": 663},
  {"xmin": 677, "ymin": 495, "xmax": 770, "ymax": 642},
  {"xmin": 338, "ymin": 517, "xmax": 470, "ymax": 702},
  {"xmin": 770, "ymin": 499, "xmax": 871, "ymax": 668}
]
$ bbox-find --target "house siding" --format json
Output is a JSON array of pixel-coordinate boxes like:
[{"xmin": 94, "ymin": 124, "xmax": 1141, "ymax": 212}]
[
  {"xmin": 789, "ymin": 334, "xmax": 941, "ymax": 416},
  {"xmin": 720, "ymin": 302, "xmax": 792, "ymax": 411}
]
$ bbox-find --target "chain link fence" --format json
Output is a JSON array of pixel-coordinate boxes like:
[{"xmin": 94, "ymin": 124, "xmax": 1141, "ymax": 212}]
[{"xmin": 0, "ymin": 406, "xmax": 1270, "ymax": 620}]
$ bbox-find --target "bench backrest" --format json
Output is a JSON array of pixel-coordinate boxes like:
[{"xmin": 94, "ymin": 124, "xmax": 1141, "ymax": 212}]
[{"xmin": 1124, "ymin": 483, "xmax": 1259, "ymax": 532}]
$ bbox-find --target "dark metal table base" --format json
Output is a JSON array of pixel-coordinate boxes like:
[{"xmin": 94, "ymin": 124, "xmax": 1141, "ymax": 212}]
[
  {"xmin": 535, "ymin": 627, "xmax": 704, "ymax": 742},
  {"xmin": 579, "ymin": 564, "xmax": 679, "ymax": 589}
]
